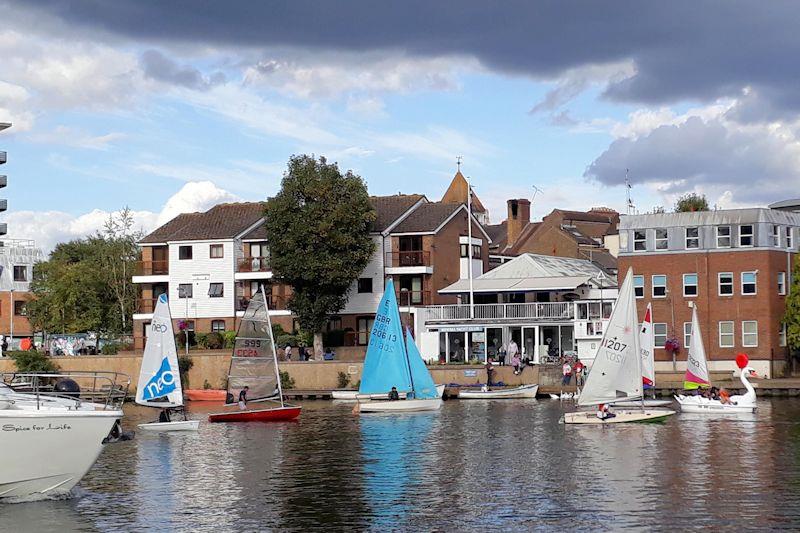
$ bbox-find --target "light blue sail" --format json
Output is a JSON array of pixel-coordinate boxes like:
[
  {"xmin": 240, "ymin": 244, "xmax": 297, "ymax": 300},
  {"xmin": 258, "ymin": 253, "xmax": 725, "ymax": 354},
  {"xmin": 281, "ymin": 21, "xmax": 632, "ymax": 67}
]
[
  {"xmin": 405, "ymin": 328, "xmax": 438, "ymax": 399},
  {"xmin": 359, "ymin": 279, "xmax": 413, "ymax": 395}
]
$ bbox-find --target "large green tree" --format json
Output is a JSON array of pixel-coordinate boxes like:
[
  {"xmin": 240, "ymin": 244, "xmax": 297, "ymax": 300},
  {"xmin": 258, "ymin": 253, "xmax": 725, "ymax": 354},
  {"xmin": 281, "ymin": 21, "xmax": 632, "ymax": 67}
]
[
  {"xmin": 785, "ymin": 254, "xmax": 800, "ymax": 355},
  {"xmin": 26, "ymin": 210, "xmax": 142, "ymax": 337},
  {"xmin": 674, "ymin": 193, "xmax": 709, "ymax": 212},
  {"xmin": 264, "ymin": 155, "xmax": 375, "ymax": 357}
]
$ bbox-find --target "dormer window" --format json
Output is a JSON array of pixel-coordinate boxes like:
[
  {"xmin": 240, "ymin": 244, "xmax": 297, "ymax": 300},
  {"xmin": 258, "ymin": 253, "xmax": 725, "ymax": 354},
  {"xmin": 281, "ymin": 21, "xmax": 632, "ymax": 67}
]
[
  {"xmin": 633, "ymin": 230, "xmax": 646, "ymax": 251},
  {"xmin": 739, "ymin": 225, "xmax": 753, "ymax": 247},
  {"xmin": 654, "ymin": 228, "xmax": 668, "ymax": 250},
  {"xmin": 716, "ymin": 226, "xmax": 731, "ymax": 248},
  {"xmin": 685, "ymin": 227, "xmax": 699, "ymax": 249}
]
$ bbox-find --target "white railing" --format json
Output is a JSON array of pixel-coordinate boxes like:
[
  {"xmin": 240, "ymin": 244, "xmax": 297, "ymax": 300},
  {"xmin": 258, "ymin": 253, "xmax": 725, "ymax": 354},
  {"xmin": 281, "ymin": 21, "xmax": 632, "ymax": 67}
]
[{"xmin": 423, "ymin": 302, "xmax": 574, "ymax": 322}]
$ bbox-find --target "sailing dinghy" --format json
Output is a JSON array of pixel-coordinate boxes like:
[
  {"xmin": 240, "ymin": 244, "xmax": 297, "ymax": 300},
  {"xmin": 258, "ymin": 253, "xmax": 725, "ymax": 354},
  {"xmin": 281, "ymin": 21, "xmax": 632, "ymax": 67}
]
[
  {"xmin": 613, "ymin": 303, "xmax": 672, "ymax": 408},
  {"xmin": 136, "ymin": 294, "xmax": 199, "ymax": 432},
  {"xmin": 458, "ymin": 384, "xmax": 539, "ymax": 399},
  {"xmin": 356, "ymin": 280, "xmax": 442, "ymax": 413},
  {"xmin": 208, "ymin": 287, "xmax": 301, "ymax": 423},
  {"xmin": 563, "ymin": 268, "xmax": 675, "ymax": 424}
]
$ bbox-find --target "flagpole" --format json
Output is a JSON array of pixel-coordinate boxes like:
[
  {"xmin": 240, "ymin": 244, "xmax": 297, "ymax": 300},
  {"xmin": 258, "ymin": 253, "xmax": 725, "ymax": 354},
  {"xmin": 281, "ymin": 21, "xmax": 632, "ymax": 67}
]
[{"xmin": 467, "ymin": 174, "xmax": 475, "ymax": 320}]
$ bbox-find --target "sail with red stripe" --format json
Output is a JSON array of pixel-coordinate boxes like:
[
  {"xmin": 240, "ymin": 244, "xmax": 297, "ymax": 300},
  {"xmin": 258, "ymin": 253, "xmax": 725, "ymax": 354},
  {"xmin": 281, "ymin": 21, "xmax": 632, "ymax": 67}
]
[
  {"xmin": 640, "ymin": 303, "xmax": 656, "ymax": 388},
  {"xmin": 684, "ymin": 305, "xmax": 710, "ymax": 390}
]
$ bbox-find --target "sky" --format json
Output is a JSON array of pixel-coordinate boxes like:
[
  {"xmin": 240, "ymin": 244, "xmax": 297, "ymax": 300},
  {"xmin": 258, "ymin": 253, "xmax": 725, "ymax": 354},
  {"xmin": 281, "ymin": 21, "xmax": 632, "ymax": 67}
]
[{"xmin": 2, "ymin": 1, "xmax": 800, "ymax": 252}]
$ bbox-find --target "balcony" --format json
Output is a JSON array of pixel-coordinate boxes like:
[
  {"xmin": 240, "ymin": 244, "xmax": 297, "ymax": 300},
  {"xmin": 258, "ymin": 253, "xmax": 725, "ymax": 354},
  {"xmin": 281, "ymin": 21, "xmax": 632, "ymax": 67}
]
[
  {"xmin": 396, "ymin": 290, "xmax": 432, "ymax": 307},
  {"xmin": 136, "ymin": 297, "xmax": 160, "ymax": 315},
  {"xmin": 236, "ymin": 294, "xmax": 289, "ymax": 312},
  {"xmin": 386, "ymin": 250, "xmax": 433, "ymax": 274},
  {"xmin": 235, "ymin": 256, "xmax": 273, "ymax": 280},
  {"xmin": 0, "ymin": 151, "xmax": 6, "ymax": 164},
  {"xmin": 135, "ymin": 260, "xmax": 169, "ymax": 276},
  {"xmin": 423, "ymin": 301, "xmax": 574, "ymax": 323}
]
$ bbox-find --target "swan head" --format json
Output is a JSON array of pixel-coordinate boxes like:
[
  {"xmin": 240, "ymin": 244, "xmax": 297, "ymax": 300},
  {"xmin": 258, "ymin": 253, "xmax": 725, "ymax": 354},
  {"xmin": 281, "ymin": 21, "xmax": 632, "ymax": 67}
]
[{"xmin": 741, "ymin": 366, "xmax": 759, "ymax": 379}]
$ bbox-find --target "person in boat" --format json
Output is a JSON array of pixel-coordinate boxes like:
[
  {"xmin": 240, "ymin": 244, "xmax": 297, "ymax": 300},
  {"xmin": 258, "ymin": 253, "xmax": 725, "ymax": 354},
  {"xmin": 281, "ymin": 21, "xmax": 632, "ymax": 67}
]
[
  {"xmin": 388, "ymin": 386, "xmax": 400, "ymax": 401},
  {"xmin": 597, "ymin": 403, "xmax": 616, "ymax": 420},
  {"xmin": 158, "ymin": 409, "xmax": 171, "ymax": 423},
  {"xmin": 238, "ymin": 385, "xmax": 250, "ymax": 410},
  {"xmin": 719, "ymin": 388, "xmax": 731, "ymax": 404},
  {"xmin": 485, "ymin": 359, "xmax": 495, "ymax": 388},
  {"xmin": 710, "ymin": 387, "xmax": 720, "ymax": 401}
]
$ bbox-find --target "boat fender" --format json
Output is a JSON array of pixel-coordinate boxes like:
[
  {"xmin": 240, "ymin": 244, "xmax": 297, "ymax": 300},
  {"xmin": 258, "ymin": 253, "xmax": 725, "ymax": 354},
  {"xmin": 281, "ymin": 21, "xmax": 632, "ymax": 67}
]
[{"xmin": 54, "ymin": 378, "xmax": 81, "ymax": 398}]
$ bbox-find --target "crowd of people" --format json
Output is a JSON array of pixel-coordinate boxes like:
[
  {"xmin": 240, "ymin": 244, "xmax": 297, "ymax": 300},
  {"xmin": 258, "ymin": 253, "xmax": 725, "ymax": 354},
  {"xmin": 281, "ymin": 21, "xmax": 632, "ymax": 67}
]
[{"xmin": 695, "ymin": 386, "xmax": 732, "ymax": 404}]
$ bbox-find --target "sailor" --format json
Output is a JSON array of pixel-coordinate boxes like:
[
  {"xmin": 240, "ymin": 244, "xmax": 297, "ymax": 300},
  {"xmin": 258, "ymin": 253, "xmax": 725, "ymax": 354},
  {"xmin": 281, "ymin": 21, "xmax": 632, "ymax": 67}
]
[
  {"xmin": 238, "ymin": 386, "xmax": 250, "ymax": 410},
  {"xmin": 159, "ymin": 409, "xmax": 171, "ymax": 423},
  {"xmin": 597, "ymin": 403, "xmax": 616, "ymax": 420},
  {"xmin": 388, "ymin": 386, "xmax": 400, "ymax": 401}
]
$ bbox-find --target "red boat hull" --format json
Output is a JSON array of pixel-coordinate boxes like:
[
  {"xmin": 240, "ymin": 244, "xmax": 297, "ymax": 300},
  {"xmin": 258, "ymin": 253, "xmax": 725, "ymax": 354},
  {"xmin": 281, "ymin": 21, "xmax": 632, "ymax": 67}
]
[
  {"xmin": 185, "ymin": 389, "xmax": 227, "ymax": 401},
  {"xmin": 207, "ymin": 406, "xmax": 302, "ymax": 423}
]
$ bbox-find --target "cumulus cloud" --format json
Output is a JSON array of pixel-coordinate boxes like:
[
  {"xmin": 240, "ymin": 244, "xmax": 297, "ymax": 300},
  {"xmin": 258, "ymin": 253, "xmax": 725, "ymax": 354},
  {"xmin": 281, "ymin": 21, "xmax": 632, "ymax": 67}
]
[{"xmin": 4, "ymin": 181, "xmax": 240, "ymax": 254}]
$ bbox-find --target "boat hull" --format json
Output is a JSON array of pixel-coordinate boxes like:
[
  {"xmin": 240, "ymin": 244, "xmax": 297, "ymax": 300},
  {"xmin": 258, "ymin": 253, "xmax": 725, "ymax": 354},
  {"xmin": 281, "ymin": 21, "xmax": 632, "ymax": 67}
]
[
  {"xmin": 0, "ymin": 410, "xmax": 121, "ymax": 500},
  {"xmin": 613, "ymin": 399, "xmax": 673, "ymax": 408},
  {"xmin": 138, "ymin": 420, "xmax": 200, "ymax": 432},
  {"xmin": 344, "ymin": 384, "xmax": 446, "ymax": 401},
  {"xmin": 674, "ymin": 395, "xmax": 756, "ymax": 414},
  {"xmin": 358, "ymin": 398, "xmax": 442, "ymax": 413},
  {"xmin": 185, "ymin": 389, "xmax": 227, "ymax": 402},
  {"xmin": 563, "ymin": 409, "xmax": 676, "ymax": 424},
  {"xmin": 207, "ymin": 405, "xmax": 301, "ymax": 422},
  {"xmin": 458, "ymin": 384, "xmax": 539, "ymax": 399}
]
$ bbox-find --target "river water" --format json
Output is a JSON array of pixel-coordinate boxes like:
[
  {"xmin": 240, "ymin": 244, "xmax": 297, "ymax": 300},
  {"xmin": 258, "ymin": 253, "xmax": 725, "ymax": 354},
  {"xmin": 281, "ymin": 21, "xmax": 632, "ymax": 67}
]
[{"xmin": 3, "ymin": 399, "xmax": 800, "ymax": 531}]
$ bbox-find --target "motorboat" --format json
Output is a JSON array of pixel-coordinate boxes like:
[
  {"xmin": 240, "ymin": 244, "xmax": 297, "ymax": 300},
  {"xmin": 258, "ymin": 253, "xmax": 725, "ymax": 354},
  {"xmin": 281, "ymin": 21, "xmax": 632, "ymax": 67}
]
[
  {"xmin": 0, "ymin": 371, "xmax": 129, "ymax": 500},
  {"xmin": 458, "ymin": 384, "xmax": 539, "ymax": 399}
]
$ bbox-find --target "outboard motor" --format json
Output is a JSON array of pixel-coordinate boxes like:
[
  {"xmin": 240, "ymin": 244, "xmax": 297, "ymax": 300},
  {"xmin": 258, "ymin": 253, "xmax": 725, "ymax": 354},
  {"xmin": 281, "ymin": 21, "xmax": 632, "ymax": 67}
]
[{"xmin": 54, "ymin": 378, "xmax": 81, "ymax": 398}]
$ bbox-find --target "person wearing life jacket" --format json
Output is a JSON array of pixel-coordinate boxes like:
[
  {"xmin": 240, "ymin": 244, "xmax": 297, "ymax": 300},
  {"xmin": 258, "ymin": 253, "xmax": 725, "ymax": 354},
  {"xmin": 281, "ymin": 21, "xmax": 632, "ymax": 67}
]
[{"xmin": 597, "ymin": 403, "xmax": 616, "ymax": 420}]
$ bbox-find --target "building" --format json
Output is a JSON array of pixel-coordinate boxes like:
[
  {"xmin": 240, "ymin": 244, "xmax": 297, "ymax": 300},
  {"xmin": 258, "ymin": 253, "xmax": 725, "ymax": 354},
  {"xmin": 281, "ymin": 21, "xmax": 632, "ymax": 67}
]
[
  {"xmin": 415, "ymin": 253, "xmax": 617, "ymax": 364},
  {"xmin": 0, "ymin": 122, "xmax": 8, "ymax": 237},
  {"xmin": 0, "ymin": 239, "xmax": 44, "ymax": 348},
  {"xmin": 618, "ymin": 208, "xmax": 800, "ymax": 377},
  {"xmin": 440, "ymin": 169, "xmax": 490, "ymax": 224}
]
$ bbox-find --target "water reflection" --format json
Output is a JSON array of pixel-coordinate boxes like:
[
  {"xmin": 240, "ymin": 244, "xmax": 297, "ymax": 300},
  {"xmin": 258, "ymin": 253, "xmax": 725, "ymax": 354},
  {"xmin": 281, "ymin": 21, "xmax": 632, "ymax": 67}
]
[{"xmin": 3, "ymin": 399, "xmax": 800, "ymax": 530}]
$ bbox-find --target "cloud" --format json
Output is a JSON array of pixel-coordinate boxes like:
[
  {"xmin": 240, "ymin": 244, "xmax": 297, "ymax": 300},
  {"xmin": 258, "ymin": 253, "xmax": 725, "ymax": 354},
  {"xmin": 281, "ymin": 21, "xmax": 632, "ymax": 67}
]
[
  {"xmin": 140, "ymin": 49, "xmax": 226, "ymax": 90},
  {"xmin": 28, "ymin": 126, "xmax": 125, "ymax": 150},
  {"xmin": 4, "ymin": 181, "xmax": 240, "ymax": 254}
]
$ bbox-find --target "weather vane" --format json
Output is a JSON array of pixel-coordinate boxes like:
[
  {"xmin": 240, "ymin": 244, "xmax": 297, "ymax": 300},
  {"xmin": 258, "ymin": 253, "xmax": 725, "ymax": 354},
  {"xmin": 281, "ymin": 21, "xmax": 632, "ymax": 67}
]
[{"xmin": 456, "ymin": 155, "xmax": 463, "ymax": 172}]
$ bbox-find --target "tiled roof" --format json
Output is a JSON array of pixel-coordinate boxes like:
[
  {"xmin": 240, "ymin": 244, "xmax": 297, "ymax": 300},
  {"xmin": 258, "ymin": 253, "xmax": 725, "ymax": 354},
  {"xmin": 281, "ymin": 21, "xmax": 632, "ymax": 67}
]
[
  {"xmin": 370, "ymin": 194, "xmax": 424, "ymax": 231},
  {"xmin": 140, "ymin": 202, "xmax": 265, "ymax": 243},
  {"xmin": 242, "ymin": 224, "xmax": 267, "ymax": 240},
  {"xmin": 391, "ymin": 202, "xmax": 463, "ymax": 233},
  {"xmin": 441, "ymin": 171, "xmax": 487, "ymax": 213}
]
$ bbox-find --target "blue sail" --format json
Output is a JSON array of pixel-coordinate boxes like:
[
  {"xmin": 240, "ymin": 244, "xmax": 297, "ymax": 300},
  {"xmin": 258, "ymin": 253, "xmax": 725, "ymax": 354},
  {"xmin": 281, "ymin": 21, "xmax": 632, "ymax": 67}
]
[
  {"xmin": 405, "ymin": 328, "xmax": 438, "ymax": 399},
  {"xmin": 359, "ymin": 279, "xmax": 413, "ymax": 394}
]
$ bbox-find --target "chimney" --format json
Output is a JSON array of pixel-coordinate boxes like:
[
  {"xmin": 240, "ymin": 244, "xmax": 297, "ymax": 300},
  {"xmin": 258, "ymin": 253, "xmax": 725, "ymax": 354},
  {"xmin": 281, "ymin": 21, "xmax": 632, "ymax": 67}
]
[{"xmin": 507, "ymin": 198, "xmax": 531, "ymax": 247}]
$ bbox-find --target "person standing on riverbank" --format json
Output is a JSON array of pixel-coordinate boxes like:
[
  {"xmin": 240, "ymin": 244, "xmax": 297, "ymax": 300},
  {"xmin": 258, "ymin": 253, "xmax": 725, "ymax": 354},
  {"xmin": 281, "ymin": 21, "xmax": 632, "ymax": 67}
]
[
  {"xmin": 507, "ymin": 339, "xmax": 519, "ymax": 368},
  {"xmin": 485, "ymin": 360, "xmax": 495, "ymax": 388},
  {"xmin": 574, "ymin": 359, "xmax": 585, "ymax": 387},
  {"xmin": 511, "ymin": 353, "xmax": 521, "ymax": 375},
  {"xmin": 562, "ymin": 361, "xmax": 572, "ymax": 386}
]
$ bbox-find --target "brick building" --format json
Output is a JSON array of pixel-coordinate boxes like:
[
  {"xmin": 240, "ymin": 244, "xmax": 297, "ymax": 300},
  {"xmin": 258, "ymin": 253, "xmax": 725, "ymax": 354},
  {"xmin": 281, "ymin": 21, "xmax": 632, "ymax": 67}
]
[
  {"xmin": 618, "ymin": 208, "xmax": 800, "ymax": 377},
  {"xmin": 0, "ymin": 239, "xmax": 44, "ymax": 348}
]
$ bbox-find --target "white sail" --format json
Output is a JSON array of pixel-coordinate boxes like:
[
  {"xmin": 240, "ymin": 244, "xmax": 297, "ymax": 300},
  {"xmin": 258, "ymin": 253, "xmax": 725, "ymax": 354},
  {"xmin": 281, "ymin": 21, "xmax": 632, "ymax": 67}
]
[
  {"xmin": 684, "ymin": 305, "xmax": 711, "ymax": 389},
  {"xmin": 578, "ymin": 268, "xmax": 642, "ymax": 407},
  {"xmin": 640, "ymin": 303, "xmax": 656, "ymax": 388},
  {"xmin": 136, "ymin": 294, "xmax": 183, "ymax": 408}
]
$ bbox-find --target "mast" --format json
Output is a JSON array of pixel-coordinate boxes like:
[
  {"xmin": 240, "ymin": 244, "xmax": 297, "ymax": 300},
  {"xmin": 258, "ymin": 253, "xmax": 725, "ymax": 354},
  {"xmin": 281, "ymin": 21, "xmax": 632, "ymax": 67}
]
[
  {"xmin": 260, "ymin": 285, "xmax": 285, "ymax": 408},
  {"xmin": 403, "ymin": 327, "xmax": 416, "ymax": 396}
]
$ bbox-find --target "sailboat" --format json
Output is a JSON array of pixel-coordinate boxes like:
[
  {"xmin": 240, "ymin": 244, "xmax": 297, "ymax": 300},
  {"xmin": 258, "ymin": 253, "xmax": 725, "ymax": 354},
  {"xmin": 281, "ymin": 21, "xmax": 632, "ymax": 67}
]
[
  {"xmin": 674, "ymin": 306, "xmax": 758, "ymax": 414},
  {"xmin": 356, "ymin": 280, "xmax": 442, "ymax": 413},
  {"xmin": 136, "ymin": 294, "xmax": 199, "ymax": 431},
  {"xmin": 208, "ymin": 287, "xmax": 301, "ymax": 422},
  {"xmin": 613, "ymin": 303, "xmax": 672, "ymax": 408},
  {"xmin": 564, "ymin": 268, "xmax": 676, "ymax": 424}
]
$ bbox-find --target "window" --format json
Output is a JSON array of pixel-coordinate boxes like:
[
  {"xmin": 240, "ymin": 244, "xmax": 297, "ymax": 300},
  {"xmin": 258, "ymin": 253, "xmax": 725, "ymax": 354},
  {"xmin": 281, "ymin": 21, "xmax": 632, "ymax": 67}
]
[
  {"xmin": 633, "ymin": 230, "xmax": 646, "ymax": 251},
  {"xmin": 718, "ymin": 272, "xmax": 734, "ymax": 296},
  {"xmin": 208, "ymin": 283, "xmax": 224, "ymax": 298},
  {"xmin": 786, "ymin": 226, "xmax": 793, "ymax": 250},
  {"xmin": 211, "ymin": 320, "xmax": 225, "ymax": 332},
  {"xmin": 210, "ymin": 244, "xmax": 224, "ymax": 258},
  {"xmin": 719, "ymin": 321, "xmax": 734, "ymax": 348},
  {"xmin": 653, "ymin": 323, "xmax": 667, "ymax": 348},
  {"xmin": 357, "ymin": 317, "xmax": 374, "ymax": 345},
  {"xmin": 178, "ymin": 284, "xmax": 193, "ymax": 298},
  {"xmin": 357, "ymin": 277, "xmax": 373, "ymax": 293},
  {"xmin": 633, "ymin": 275, "xmax": 644, "ymax": 298},
  {"xmin": 472, "ymin": 244, "xmax": 481, "ymax": 258},
  {"xmin": 652, "ymin": 275, "xmax": 667, "ymax": 298},
  {"xmin": 741, "ymin": 271, "xmax": 757, "ymax": 295},
  {"xmin": 684, "ymin": 322, "xmax": 692, "ymax": 348},
  {"xmin": 683, "ymin": 273, "xmax": 698, "ymax": 297},
  {"xmin": 778, "ymin": 272, "xmax": 787, "ymax": 295},
  {"xmin": 780, "ymin": 324, "xmax": 787, "ymax": 347},
  {"xmin": 739, "ymin": 225, "xmax": 753, "ymax": 247},
  {"xmin": 460, "ymin": 244, "xmax": 468, "ymax": 258},
  {"xmin": 772, "ymin": 225, "xmax": 780, "ymax": 247},
  {"xmin": 186, "ymin": 320, "xmax": 195, "ymax": 332},
  {"xmin": 685, "ymin": 227, "xmax": 699, "ymax": 249},
  {"xmin": 12, "ymin": 266, "xmax": 27, "ymax": 282},
  {"xmin": 655, "ymin": 228, "xmax": 668, "ymax": 250},
  {"xmin": 742, "ymin": 321, "xmax": 758, "ymax": 347},
  {"xmin": 717, "ymin": 226, "xmax": 731, "ymax": 248},
  {"xmin": 13, "ymin": 301, "xmax": 26, "ymax": 316},
  {"xmin": 179, "ymin": 245, "xmax": 193, "ymax": 260}
]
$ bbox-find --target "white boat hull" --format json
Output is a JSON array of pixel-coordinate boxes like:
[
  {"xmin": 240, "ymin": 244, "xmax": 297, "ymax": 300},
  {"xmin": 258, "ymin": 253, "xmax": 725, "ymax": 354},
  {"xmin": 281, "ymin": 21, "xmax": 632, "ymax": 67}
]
[
  {"xmin": 563, "ymin": 409, "xmax": 676, "ymax": 424},
  {"xmin": 138, "ymin": 419, "xmax": 200, "ymax": 432},
  {"xmin": 343, "ymin": 384, "xmax": 446, "ymax": 402},
  {"xmin": 358, "ymin": 398, "xmax": 443, "ymax": 413},
  {"xmin": 458, "ymin": 384, "xmax": 539, "ymax": 399},
  {"xmin": 613, "ymin": 399, "xmax": 673, "ymax": 408},
  {"xmin": 675, "ymin": 395, "xmax": 757, "ymax": 414},
  {"xmin": 0, "ymin": 410, "xmax": 121, "ymax": 500}
]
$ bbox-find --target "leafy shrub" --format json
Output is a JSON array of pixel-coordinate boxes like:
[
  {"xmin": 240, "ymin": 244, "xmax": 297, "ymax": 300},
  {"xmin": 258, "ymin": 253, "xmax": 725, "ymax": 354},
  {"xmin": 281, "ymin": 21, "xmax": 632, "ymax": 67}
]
[
  {"xmin": 9, "ymin": 350, "xmax": 60, "ymax": 373},
  {"xmin": 207, "ymin": 332, "xmax": 224, "ymax": 350},
  {"xmin": 280, "ymin": 370, "xmax": 295, "ymax": 390},
  {"xmin": 195, "ymin": 333, "xmax": 209, "ymax": 349},
  {"xmin": 272, "ymin": 324, "xmax": 287, "ymax": 338},
  {"xmin": 178, "ymin": 354, "xmax": 194, "ymax": 388},
  {"xmin": 223, "ymin": 331, "xmax": 237, "ymax": 349},
  {"xmin": 336, "ymin": 371, "xmax": 351, "ymax": 389},
  {"xmin": 203, "ymin": 379, "xmax": 212, "ymax": 390},
  {"xmin": 276, "ymin": 334, "xmax": 299, "ymax": 348},
  {"xmin": 101, "ymin": 343, "xmax": 119, "ymax": 355}
]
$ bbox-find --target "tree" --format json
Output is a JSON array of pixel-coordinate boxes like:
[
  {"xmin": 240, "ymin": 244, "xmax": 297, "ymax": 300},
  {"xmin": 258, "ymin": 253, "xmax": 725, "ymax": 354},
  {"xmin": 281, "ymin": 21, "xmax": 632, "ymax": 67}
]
[
  {"xmin": 264, "ymin": 155, "xmax": 375, "ymax": 357},
  {"xmin": 785, "ymin": 254, "xmax": 800, "ymax": 355},
  {"xmin": 674, "ymin": 193, "xmax": 709, "ymax": 212}
]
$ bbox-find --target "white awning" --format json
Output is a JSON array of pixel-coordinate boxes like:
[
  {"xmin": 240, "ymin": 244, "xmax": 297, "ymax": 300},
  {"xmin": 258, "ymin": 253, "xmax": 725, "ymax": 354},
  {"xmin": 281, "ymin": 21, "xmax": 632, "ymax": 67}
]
[{"xmin": 439, "ymin": 275, "xmax": 592, "ymax": 294}]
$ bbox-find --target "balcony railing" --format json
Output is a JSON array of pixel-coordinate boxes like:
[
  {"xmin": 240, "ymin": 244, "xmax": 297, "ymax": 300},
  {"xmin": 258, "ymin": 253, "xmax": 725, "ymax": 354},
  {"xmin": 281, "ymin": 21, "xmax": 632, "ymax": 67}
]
[
  {"xmin": 135, "ymin": 260, "xmax": 169, "ymax": 276},
  {"xmin": 387, "ymin": 250, "xmax": 431, "ymax": 268},
  {"xmin": 423, "ymin": 301, "xmax": 574, "ymax": 322},
  {"xmin": 397, "ymin": 290, "xmax": 432, "ymax": 307},
  {"xmin": 238, "ymin": 255, "xmax": 271, "ymax": 272}
]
